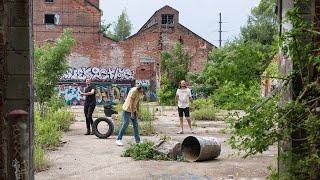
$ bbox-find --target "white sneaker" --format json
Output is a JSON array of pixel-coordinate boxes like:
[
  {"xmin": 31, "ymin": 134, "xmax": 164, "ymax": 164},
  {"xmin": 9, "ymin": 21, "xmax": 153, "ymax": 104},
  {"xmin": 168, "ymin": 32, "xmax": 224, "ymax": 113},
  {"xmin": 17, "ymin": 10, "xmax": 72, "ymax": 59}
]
[{"xmin": 116, "ymin": 140, "xmax": 124, "ymax": 146}]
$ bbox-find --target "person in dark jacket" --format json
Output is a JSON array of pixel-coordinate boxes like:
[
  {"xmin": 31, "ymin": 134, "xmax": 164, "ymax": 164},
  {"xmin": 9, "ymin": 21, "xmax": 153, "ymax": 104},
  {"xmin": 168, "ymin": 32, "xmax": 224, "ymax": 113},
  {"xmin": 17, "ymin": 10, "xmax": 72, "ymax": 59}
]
[{"xmin": 81, "ymin": 78, "xmax": 96, "ymax": 135}]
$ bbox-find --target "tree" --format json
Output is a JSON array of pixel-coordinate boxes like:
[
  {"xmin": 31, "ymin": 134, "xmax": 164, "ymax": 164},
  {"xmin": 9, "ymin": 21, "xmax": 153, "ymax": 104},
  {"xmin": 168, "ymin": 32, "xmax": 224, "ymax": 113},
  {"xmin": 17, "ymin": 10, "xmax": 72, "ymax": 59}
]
[
  {"xmin": 34, "ymin": 29, "xmax": 75, "ymax": 116},
  {"xmin": 158, "ymin": 42, "xmax": 191, "ymax": 105},
  {"xmin": 113, "ymin": 10, "xmax": 132, "ymax": 41}
]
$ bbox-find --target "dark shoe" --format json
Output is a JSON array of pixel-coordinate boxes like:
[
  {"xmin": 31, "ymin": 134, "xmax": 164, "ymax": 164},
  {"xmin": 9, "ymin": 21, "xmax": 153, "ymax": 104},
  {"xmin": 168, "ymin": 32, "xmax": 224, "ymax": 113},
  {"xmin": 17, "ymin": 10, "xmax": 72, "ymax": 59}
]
[
  {"xmin": 90, "ymin": 131, "xmax": 94, "ymax": 135},
  {"xmin": 84, "ymin": 131, "xmax": 90, "ymax": 135}
]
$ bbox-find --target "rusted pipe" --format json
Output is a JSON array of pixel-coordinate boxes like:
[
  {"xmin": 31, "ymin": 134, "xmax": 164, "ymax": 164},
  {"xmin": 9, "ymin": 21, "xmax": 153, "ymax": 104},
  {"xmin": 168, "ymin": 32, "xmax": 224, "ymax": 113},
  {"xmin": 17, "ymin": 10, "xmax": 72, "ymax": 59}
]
[{"xmin": 181, "ymin": 136, "xmax": 221, "ymax": 162}]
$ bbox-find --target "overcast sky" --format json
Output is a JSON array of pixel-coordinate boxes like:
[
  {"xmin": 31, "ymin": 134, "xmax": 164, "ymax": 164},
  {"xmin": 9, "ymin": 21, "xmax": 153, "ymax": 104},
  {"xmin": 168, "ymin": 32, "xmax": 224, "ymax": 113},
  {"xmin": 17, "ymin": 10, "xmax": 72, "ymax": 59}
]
[{"xmin": 101, "ymin": 0, "xmax": 260, "ymax": 46}]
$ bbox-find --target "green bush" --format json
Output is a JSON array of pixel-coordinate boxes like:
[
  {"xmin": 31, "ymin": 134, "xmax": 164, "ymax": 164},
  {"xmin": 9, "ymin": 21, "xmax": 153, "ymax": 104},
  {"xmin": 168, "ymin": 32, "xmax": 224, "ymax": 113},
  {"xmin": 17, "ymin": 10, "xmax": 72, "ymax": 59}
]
[
  {"xmin": 191, "ymin": 107, "xmax": 220, "ymax": 121},
  {"xmin": 138, "ymin": 106, "xmax": 154, "ymax": 122},
  {"xmin": 34, "ymin": 144, "xmax": 49, "ymax": 172},
  {"xmin": 35, "ymin": 111, "xmax": 62, "ymax": 149},
  {"xmin": 123, "ymin": 141, "xmax": 185, "ymax": 161},
  {"xmin": 47, "ymin": 93, "xmax": 66, "ymax": 112},
  {"xmin": 211, "ymin": 81, "xmax": 260, "ymax": 110},
  {"xmin": 190, "ymin": 98, "xmax": 215, "ymax": 111},
  {"xmin": 34, "ymin": 104, "xmax": 74, "ymax": 171},
  {"xmin": 47, "ymin": 108, "xmax": 74, "ymax": 131},
  {"xmin": 123, "ymin": 141, "xmax": 156, "ymax": 160}
]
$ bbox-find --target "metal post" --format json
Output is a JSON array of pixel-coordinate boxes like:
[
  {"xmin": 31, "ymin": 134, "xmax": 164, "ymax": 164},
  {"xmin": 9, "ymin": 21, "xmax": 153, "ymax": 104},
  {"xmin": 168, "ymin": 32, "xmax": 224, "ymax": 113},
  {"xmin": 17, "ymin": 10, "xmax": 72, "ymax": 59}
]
[{"xmin": 219, "ymin": 12, "xmax": 222, "ymax": 48}]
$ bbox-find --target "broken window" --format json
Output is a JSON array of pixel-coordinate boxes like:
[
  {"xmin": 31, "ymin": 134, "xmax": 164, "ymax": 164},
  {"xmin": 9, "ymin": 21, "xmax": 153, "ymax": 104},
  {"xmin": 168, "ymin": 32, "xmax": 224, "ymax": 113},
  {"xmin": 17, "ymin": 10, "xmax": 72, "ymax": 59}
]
[
  {"xmin": 44, "ymin": 14, "xmax": 59, "ymax": 25},
  {"xmin": 45, "ymin": 0, "xmax": 54, "ymax": 2},
  {"xmin": 161, "ymin": 14, "xmax": 174, "ymax": 25}
]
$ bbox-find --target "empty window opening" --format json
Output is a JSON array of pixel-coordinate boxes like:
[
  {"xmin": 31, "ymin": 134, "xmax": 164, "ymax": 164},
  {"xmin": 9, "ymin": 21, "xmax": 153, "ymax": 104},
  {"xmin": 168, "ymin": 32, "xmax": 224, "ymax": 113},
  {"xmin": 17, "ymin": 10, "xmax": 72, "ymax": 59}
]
[
  {"xmin": 161, "ymin": 14, "xmax": 174, "ymax": 25},
  {"xmin": 45, "ymin": 14, "xmax": 59, "ymax": 25},
  {"xmin": 141, "ymin": 68, "xmax": 146, "ymax": 71},
  {"xmin": 45, "ymin": 0, "xmax": 54, "ymax": 2}
]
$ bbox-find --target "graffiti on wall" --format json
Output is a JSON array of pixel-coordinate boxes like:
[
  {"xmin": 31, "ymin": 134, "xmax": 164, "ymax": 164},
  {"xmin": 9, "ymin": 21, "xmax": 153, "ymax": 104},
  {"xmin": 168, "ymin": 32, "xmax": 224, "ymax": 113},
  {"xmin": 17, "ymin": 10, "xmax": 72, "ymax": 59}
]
[
  {"xmin": 136, "ymin": 79, "xmax": 150, "ymax": 86},
  {"xmin": 61, "ymin": 67, "xmax": 134, "ymax": 81},
  {"xmin": 56, "ymin": 83, "xmax": 131, "ymax": 105}
]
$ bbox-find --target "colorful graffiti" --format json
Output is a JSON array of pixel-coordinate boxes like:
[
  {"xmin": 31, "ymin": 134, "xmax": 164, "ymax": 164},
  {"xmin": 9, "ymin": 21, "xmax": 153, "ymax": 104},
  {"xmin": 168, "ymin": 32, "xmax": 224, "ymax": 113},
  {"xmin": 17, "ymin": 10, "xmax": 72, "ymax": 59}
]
[
  {"xmin": 61, "ymin": 67, "xmax": 134, "ymax": 81},
  {"xmin": 56, "ymin": 83, "xmax": 132, "ymax": 105}
]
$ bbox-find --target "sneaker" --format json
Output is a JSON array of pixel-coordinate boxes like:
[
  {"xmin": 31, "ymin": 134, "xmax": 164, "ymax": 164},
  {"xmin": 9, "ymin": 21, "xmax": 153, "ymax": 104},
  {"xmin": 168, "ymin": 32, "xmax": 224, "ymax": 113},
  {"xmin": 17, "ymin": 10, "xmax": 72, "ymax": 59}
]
[
  {"xmin": 176, "ymin": 131, "xmax": 184, "ymax": 134},
  {"xmin": 84, "ymin": 132, "xmax": 90, "ymax": 135},
  {"xmin": 116, "ymin": 140, "xmax": 124, "ymax": 146}
]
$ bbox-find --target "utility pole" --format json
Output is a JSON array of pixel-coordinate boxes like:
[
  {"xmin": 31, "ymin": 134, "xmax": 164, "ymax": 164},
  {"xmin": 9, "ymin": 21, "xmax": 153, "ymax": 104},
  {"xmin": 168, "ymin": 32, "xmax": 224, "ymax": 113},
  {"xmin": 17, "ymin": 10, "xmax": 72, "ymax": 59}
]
[{"xmin": 219, "ymin": 12, "xmax": 222, "ymax": 48}]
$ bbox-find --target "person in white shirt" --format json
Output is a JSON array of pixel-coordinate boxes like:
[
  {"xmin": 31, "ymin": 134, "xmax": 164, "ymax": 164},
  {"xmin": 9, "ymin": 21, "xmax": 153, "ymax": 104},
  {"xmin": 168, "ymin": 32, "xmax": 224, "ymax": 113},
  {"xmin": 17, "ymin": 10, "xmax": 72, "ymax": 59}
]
[{"xmin": 175, "ymin": 80, "xmax": 193, "ymax": 134}]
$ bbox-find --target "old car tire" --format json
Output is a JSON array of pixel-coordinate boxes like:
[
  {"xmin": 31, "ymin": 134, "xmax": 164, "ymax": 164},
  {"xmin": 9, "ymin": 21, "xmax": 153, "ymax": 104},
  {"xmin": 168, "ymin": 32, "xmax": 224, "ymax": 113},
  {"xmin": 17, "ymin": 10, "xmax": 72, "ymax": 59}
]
[{"xmin": 92, "ymin": 117, "xmax": 114, "ymax": 139}]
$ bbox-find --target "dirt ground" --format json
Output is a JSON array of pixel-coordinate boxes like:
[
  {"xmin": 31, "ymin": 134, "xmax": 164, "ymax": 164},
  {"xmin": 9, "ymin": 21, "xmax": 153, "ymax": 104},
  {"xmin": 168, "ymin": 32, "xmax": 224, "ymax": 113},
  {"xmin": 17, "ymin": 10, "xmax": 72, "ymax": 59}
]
[{"xmin": 35, "ymin": 106, "xmax": 277, "ymax": 180}]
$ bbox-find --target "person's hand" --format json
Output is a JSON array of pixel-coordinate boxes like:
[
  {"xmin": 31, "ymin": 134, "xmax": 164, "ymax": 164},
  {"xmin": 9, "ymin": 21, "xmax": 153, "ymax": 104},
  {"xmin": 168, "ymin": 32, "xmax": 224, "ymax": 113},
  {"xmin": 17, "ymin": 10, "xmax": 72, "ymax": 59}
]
[
  {"xmin": 80, "ymin": 92, "xmax": 84, "ymax": 96},
  {"xmin": 130, "ymin": 112, "xmax": 135, "ymax": 119}
]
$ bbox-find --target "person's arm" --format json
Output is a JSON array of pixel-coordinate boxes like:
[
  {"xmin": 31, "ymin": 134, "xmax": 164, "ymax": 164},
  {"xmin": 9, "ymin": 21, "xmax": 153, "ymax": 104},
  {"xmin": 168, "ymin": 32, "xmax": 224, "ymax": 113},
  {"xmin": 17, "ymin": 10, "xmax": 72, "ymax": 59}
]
[
  {"xmin": 189, "ymin": 89, "xmax": 193, "ymax": 102},
  {"xmin": 81, "ymin": 88, "xmax": 95, "ymax": 96},
  {"xmin": 175, "ymin": 89, "xmax": 179, "ymax": 104}
]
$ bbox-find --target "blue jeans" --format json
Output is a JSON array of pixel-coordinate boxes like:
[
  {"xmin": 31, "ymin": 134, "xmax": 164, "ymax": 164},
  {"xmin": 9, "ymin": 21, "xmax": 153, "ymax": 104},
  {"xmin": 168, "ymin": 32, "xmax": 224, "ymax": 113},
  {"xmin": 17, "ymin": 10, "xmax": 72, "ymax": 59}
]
[{"xmin": 117, "ymin": 111, "xmax": 140, "ymax": 143}]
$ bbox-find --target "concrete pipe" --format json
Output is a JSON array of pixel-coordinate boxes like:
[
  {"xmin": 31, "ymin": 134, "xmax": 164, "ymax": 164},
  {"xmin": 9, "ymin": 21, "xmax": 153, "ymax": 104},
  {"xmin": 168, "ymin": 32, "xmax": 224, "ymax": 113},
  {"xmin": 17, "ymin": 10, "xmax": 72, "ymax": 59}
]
[{"xmin": 181, "ymin": 136, "xmax": 221, "ymax": 162}]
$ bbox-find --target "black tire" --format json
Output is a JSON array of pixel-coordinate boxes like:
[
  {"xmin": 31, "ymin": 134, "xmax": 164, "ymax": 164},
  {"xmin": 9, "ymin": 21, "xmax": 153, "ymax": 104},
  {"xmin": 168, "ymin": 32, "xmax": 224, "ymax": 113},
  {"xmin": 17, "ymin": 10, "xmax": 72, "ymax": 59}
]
[{"xmin": 92, "ymin": 117, "xmax": 114, "ymax": 139}]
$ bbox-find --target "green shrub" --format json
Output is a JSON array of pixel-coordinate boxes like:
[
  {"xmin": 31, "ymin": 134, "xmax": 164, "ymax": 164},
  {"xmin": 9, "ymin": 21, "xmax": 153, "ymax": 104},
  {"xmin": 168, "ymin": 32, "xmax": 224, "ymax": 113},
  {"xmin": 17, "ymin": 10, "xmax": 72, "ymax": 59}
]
[
  {"xmin": 191, "ymin": 107, "xmax": 220, "ymax": 121},
  {"xmin": 190, "ymin": 98, "xmax": 215, "ymax": 111},
  {"xmin": 211, "ymin": 81, "xmax": 260, "ymax": 110},
  {"xmin": 35, "ymin": 111, "xmax": 62, "ymax": 149},
  {"xmin": 47, "ymin": 93, "xmax": 67, "ymax": 111},
  {"xmin": 34, "ymin": 105, "xmax": 74, "ymax": 171},
  {"xmin": 47, "ymin": 108, "xmax": 74, "ymax": 131},
  {"xmin": 138, "ymin": 105, "xmax": 154, "ymax": 122},
  {"xmin": 123, "ymin": 141, "xmax": 155, "ymax": 160},
  {"xmin": 123, "ymin": 140, "xmax": 186, "ymax": 161},
  {"xmin": 34, "ymin": 144, "xmax": 49, "ymax": 172}
]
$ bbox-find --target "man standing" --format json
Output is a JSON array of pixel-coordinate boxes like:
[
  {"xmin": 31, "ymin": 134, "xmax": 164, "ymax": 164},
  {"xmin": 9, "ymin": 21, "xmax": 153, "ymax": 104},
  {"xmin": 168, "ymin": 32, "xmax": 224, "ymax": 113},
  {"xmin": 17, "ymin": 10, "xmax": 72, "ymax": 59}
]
[
  {"xmin": 81, "ymin": 78, "xmax": 96, "ymax": 135},
  {"xmin": 115, "ymin": 83, "xmax": 148, "ymax": 146},
  {"xmin": 176, "ymin": 80, "xmax": 193, "ymax": 134}
]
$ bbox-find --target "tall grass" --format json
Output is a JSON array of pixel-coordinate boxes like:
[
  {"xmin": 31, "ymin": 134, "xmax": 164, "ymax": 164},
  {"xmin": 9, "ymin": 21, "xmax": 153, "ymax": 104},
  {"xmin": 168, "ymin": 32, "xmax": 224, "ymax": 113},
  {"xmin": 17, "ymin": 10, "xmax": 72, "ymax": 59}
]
[{"xmin": 34, "ymin": 105, "xmax": 74, "ymax": 172}]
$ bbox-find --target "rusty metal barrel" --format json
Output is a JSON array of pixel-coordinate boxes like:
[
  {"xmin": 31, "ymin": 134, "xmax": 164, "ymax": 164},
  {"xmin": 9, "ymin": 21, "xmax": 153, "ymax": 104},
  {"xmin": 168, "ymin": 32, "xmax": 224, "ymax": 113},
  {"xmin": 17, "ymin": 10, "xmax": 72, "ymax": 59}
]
[{"xmin": 181, "ymin": 136, "xmax": 221, "ymax": 162}]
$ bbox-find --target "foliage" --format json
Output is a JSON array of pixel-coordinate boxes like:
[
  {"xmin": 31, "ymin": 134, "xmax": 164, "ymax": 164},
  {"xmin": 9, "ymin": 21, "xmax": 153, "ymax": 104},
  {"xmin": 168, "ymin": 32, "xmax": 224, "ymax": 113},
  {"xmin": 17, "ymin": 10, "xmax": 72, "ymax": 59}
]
[
  {"xmin": 112, "ymin": 10, "xmax": 132, "ymax": 41},
  {"xmin": 157, "ymin": 74, "xmax": 176, "ymax": 105},
  {"xmin": 187, "ymin": 0, "xmax": 277, "ymax": 110},
  {"xmin": 191, "ymin": 107, "xmax": 219, "ymax": 121},
  {"xmin": 240, "ymin": 0, "xmax": 277, "ymax": 45},
  {"xmin": 34, "ymin": 29, "xmax": 74, "ymax": 115},
  {"xmin": 34, "ymin": 144, "xmax": 49, "ymax": 172},
  {"xmin": 123, "ymin": 141, "xmax": 185, "ymax": 161},
  {"xmin": 47, "ymin": 93, "xmax": 67, "ymax": 112},
  {"xmin": 158, "ymin": 42, "xmax": 191, "ymax": 105},
  {"xmin": 34, "ymin": 102, "xmax": 74, "ymax": 171},
  {"xmin": 212, "ymin": 81, "xmax": 261, "ymax": 110},
  {"xmin": 190, "ymin": 98, "xmax": 214, "ymax": 111},
  {"xmin": 228, "ymin": 0, "xmax": 320, "ymax": 178},
  {"xmin": 123, "ymin": 141, "xmax": 156, "ymax": 160}
]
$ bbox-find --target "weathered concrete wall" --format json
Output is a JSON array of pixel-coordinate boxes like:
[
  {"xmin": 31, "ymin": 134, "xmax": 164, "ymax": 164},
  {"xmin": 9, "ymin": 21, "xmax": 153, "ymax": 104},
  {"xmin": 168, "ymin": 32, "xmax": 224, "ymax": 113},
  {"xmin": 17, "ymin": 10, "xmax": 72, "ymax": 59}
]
[{"xmin": 0, "ymin": 0, "xmax": 34, "ymax": 179}]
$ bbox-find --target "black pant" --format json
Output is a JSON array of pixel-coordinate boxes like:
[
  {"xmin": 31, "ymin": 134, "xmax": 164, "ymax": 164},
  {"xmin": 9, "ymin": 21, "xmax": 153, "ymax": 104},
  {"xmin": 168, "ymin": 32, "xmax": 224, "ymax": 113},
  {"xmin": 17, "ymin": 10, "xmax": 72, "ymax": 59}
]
[{"xmin": 84, "ymin": 104, "xmax": 96, "ymax": 131}]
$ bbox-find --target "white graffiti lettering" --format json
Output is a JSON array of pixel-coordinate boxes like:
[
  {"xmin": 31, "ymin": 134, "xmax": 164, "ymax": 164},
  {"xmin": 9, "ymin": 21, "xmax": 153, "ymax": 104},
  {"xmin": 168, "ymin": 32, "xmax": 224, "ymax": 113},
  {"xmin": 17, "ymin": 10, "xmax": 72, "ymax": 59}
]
[{"xmin": 61, "ymin": 67, "xmax": 134, "ymax": 81}]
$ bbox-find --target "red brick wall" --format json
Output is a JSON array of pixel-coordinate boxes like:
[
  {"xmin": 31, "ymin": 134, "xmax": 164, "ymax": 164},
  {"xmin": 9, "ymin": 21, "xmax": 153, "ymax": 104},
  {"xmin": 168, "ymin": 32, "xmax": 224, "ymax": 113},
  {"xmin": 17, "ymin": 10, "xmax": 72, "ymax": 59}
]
[{"xmin": 33, "ymin": 2, "xmax": 214, "ymax": 84}]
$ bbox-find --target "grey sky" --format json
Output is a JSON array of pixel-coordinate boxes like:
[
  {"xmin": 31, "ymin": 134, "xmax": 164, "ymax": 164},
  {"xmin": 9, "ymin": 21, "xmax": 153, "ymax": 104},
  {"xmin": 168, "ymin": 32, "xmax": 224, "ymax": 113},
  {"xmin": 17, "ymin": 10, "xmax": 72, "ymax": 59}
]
[{"xmin": 101, "ymin": 0, "xmax": 260, "ymax": 46}]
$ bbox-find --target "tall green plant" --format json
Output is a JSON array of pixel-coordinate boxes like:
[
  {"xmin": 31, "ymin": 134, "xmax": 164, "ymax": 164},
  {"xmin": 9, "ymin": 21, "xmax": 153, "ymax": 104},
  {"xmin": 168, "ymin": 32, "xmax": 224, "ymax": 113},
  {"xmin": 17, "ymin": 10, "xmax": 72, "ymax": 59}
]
[
  {"xmin": 34, "ymin": 29, "xmax": 74, "ymax": 115},
  {"xmin": 158, "ymin": 42, "xmax": 191, "ymax": 105}
]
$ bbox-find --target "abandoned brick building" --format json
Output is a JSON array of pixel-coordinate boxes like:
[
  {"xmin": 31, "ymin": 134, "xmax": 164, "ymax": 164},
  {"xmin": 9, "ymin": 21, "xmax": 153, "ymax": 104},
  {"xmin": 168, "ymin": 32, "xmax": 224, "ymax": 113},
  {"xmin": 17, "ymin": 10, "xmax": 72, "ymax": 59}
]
[{"xmin": 33, "ymin": 1, "xmax": 215, "ymax": 89}]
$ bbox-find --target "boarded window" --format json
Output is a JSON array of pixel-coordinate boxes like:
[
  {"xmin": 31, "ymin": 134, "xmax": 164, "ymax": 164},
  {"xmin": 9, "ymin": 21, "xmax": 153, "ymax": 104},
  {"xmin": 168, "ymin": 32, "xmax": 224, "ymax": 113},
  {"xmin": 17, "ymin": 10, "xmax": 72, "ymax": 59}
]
[{"xmin": 161, "ymin": 14, "xmax": 174, "ymax": 25}]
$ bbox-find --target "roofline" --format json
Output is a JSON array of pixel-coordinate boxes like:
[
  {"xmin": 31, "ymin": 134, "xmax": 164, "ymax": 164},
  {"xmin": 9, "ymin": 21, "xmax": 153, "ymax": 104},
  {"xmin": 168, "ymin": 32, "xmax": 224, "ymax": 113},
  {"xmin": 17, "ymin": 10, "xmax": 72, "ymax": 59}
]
[
  {"xmin": 178, "ymin": 23, "xmax": 216, "ymax": 48},
  {"xmin": 137, "ymin": 5, "xmax": 179, "ymax": 34},
  {"xmin": 84, "ymin": 0, "xmax": 102, "ymax": 12}
]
